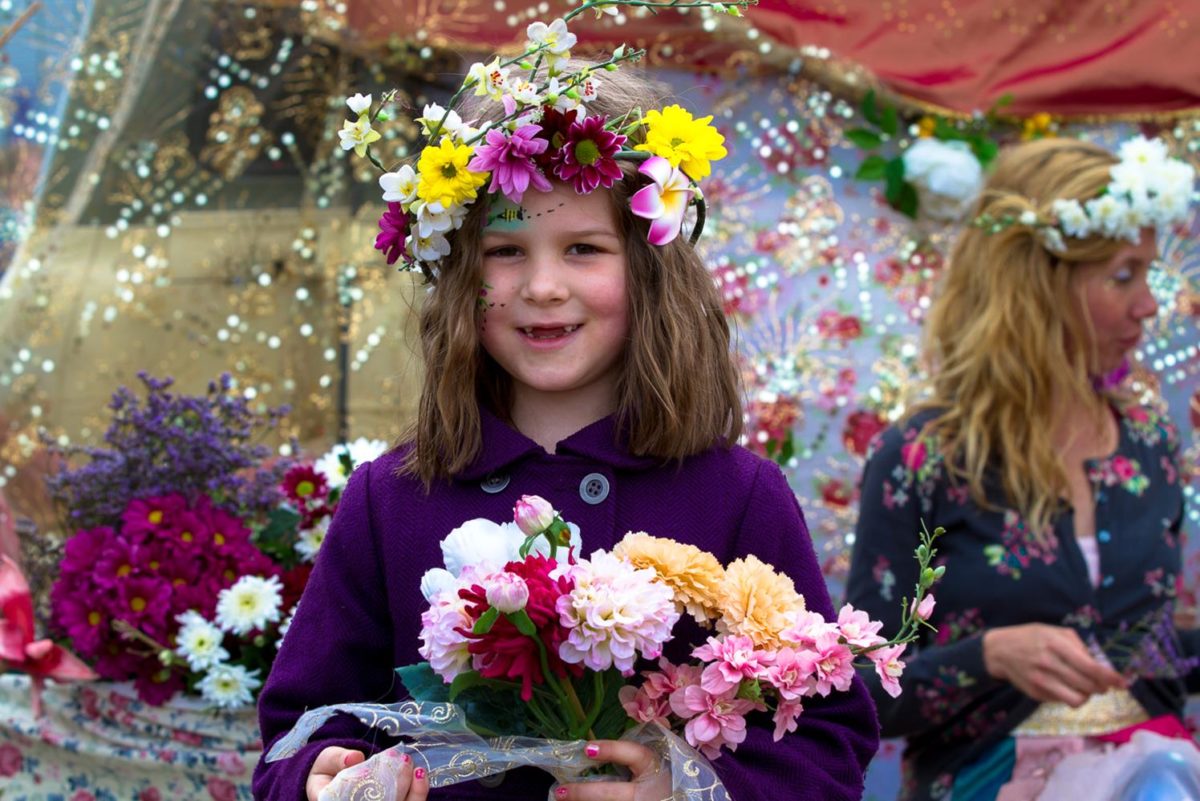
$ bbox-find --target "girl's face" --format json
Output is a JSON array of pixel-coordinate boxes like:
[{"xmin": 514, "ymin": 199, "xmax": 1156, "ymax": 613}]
[
  {"xmin": 1071, "ymin": 226, "xmax": 1160, "ymax": 374},
  {"xmin": 478, "ymin": 182, "xmax": 630, "ymax": 418}
]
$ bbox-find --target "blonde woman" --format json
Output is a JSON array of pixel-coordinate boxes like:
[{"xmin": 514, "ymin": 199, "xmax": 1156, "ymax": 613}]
[{"xmin": 847, "ymin": 137, "xmax": 1199, "ymax": 801}]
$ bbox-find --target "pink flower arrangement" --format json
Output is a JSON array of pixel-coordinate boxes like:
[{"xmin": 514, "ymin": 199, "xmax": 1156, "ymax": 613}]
[{"xmin": 407, "ymin": 496, "xmax": 943, "ymax": 760}]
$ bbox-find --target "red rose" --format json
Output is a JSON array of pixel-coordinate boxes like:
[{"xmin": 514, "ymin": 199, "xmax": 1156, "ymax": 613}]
[{"xmin": 843, "ymin": 410, "xmax": 888, "ymax": 457}]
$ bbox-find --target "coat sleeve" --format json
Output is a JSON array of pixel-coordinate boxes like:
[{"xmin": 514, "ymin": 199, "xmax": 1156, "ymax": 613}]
[
  {"xmin": 845, "ymin": 425, "xmax": 1001, "ymax": 740},
  {"xmin": 253, "ymin": 460, "xmax": 398, "ymax": 801},
  {"xmin": 712, "ymin": 458, "xmax": 879, "ymax": 801}
]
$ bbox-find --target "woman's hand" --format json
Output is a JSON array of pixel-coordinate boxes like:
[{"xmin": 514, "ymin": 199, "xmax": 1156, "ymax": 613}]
[
  {"xmin": 306, "ymin": 746, "xmax": 429, "ymax": 801},
  {"xmin": 983, "ymin": 623, "xmax": 1127, "ymax": 707},
  {"xmin": 554, "ymin": 740, "xmax": 672, "ymax": 801}
]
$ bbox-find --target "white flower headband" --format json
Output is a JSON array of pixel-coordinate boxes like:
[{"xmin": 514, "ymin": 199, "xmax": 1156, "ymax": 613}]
[
  {"xmin": 341, "ymin": 0, "xmax": 754, "ymax": 277},
  {"xmin": 973, "ymin": 135, "xmax": 1197, "ymax": 254}
]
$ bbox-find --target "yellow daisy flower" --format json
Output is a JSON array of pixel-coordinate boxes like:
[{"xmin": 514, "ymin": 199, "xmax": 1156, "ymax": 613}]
[
  {"xmin": 635, "ymin": 105, "xmax": 727, "ymax": 181},
  {"xmin": 416, "ymin": 138, "xmax": 488, "ymax": 208}
]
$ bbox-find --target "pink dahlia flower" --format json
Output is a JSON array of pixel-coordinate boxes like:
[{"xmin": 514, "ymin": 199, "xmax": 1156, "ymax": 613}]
[{"xmin": 551, "ymin": 114, "xmax": 626, "ymax": 194}]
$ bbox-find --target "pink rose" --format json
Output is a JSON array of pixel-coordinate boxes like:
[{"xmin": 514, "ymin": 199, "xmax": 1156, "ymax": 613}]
[
  {"xmin": 1112, "ymin": 456, "xmax": 1135, "ymax": 481},
  {"xmin": 207, "ymin": 777, "xmax": 238, "ymax": 801},
  {"xmin": 0, "ymin": 743, "xmax": 22, "ymax": 777},
  {"xmin": 514, "ymin": 495, "xmax": 556, "ymax": 537}
]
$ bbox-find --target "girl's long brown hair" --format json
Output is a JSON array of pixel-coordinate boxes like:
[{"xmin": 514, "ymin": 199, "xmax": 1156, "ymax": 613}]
[
  {"xmin": 911, "ymin": 138, "xmax": 1132, "ymax": 537},
  {"xmin": 404, "ymin": 65, "xmax": 742, "ymax": 486}
]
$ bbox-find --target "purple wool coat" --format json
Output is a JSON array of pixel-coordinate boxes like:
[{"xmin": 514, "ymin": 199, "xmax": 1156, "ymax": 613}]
[{"xmin": 253, "ymin": 409, "xmax": 879, "ymax": 800}]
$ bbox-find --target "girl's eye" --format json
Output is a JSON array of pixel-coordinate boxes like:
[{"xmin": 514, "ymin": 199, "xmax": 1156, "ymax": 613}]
[
  {"xmin": 485, "ymin": 245, "xmax": 521, "ymax": 258},
  {"xmin": 569, "ymin": 243, "xmax": 600, "ymax": 255}
]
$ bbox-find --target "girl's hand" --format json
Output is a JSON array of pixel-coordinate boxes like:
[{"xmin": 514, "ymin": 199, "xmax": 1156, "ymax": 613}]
[
  {"xmin": 983, "ymin": 623, "xmax": 1127, "ymax": 707},
  {"xmin": 555, "ymin": 740, "xmax": 672, "ymax": 801},
  {"xmin": 306, "ymin": 746, "xmax": 430, "ymax": 801}
]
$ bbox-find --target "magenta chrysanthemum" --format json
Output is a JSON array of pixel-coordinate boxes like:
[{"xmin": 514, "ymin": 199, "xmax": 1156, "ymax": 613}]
[
  {"xmin": 551, "ymin": 115, "xmax": 626, "ymax": 194},
  {"xmin": 374, "ymin": 202, "xmax": 409, "ymax": 266},
  {"xmin": 467, "ymin": 124, "xmax": 552, "ymax": 203}
]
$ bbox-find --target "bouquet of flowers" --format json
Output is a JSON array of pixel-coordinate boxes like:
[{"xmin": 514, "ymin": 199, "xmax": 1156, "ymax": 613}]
[
  {"xmin": 38, "ymin": 373, "xmax": 387, "ymax": 709},
  {"xmin": 266, "ymin": 494, "xmax": 942, "ymax": 797}
]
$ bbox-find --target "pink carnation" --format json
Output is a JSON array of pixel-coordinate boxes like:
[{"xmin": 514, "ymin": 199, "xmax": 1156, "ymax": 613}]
[
  {"xmin": 556, "ymin": 550, "xmax": 680, "ymax": 674},
  {"xmin": 418, "ymin": 593, "xmax": 474, "ymax": 683},
  {"xmin": 836, "ymin": 604, "xmax": 885, "ymax": 648},
  {"xmin": 618, "ymin": 684, "xmax": 672, "ymax": 727}
]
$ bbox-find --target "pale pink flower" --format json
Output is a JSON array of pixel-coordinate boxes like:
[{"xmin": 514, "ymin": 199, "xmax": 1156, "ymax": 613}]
[
  {"xmin": 806, "ymin": 628, "xmax": 856, "ymax": 697},
  {"xmin": 870, "ymin": 644, "xmax": 907, "ymax": 698},
  {"xmin": 772, "ymin": 699, "xmax": 805, "ymax": 741},
  {"xmin": 629, "ymin": 156, "xmax": 695, "ymax": 246},
  {"xmin": 910, "ymin": 593, "xmax": 936, "ymax": 621},
  {"xmin": 484, "ymin": 571, "xmax": 530, "ymax": 614},
  {"xmin": 514, "ymin": 495, "xmax": 556, "ymax": 537},
  {"xmin": 781, "ymin": 609, "xmax": 840, "ymax": 648},
  {"xmin": 693, "ymin": 634, "xmax": 774, "ymax": 694},
  {"xmin": 557, "ymin": 550, "xmax": 680, "ymax": 674},
  {"xmin": 641, "ymin": 657, "xmax": 703, "ymax": 700},
  {"xmin": 837, "ymin": 604, "xmax": 886, "ymax": 648},
  {"xmin": 669, "ymin": 684, "xmax": 757, "ymax": 759},
  {"xmin": 418, "ymin": 594, "xmax": 474, "ymax": 682},
  {"xmin": 764, "ymin": 646, "xmax": 819, "ymax": 701},
  {"xmin": 618, "ymin": 684, "xmax": 672, "ymax": 726}
]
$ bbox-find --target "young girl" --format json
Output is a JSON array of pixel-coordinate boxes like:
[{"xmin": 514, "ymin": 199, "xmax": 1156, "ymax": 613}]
[
  {"xmin": 846, "ymin": 137, "xmax": 1197, "ymax": 800},
  {"xmin": 253, "ymin": 32, "xmax": 879, "ymax": 801}
]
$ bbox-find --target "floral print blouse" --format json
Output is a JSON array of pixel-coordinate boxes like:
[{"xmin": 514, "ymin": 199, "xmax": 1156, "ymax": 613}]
[{"xmin": 846, "ymin": 402, "xmax": 1192, "ymax": 801}]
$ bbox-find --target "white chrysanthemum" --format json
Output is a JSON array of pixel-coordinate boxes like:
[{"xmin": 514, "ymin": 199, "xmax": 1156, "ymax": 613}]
[
  {"xmin": 1052, "ymin": 198, "xmax": 1091, "ymax": 239},
  {"xmin": 215, "ymin": 575, "xmax": 284, "ymax": 636},
  {"xmin": 296, "ymin": 516, "xmax": 330, "ymax": 563},
  {"xmin": 1118, "ymin": 135, "xmax": 1169, "ymax": 168},
  {"xmin": 1085, "ymin": 194, "xmax": 1127, "ymax": 238},
  {"xmin": 174, "ymin": 611, "xmax": 229, "ymax": 671},
  {"xmin": 314, "ymin": 437, "xmax": 387, "ymax": 491},
  {"xmin": 346, "ymin": 93, "xmax": 372, "ymax": 116},
  {"xmin": 556, "ymin": 549, "xmax": 681, "ymax": 675},
  {"xmin": 313, "ymin": 449, "xmax": 349, "ymax": 491},
  {"xmin": 198, "ymin": 663, "xmax": 262, "ymax": 709},
  {"xmin": 380, "ymin": 165, "xmax": 418, "ymax": 204},
  {"xmin": 346, "ymin": 437, "xmax": 388, "ymax": 467}
]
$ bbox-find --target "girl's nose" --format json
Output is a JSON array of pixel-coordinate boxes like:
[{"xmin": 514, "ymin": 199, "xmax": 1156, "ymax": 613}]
[
  {"xmin": 521, "ymin": 257, "xmax": 568, "ymax": 304},
  {"xmin": 1132, "ymin": 279, "xmax": 1158, "ymax": 321}
]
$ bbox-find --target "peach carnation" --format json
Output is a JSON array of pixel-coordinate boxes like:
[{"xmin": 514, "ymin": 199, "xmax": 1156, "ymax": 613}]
[
  {"xmin": 718, "ymin": 554, "xmax": 806, "ymax": 648},
  {"xmin": 614, "ymin": 532, "xmax": 725, "ymax": 623}
]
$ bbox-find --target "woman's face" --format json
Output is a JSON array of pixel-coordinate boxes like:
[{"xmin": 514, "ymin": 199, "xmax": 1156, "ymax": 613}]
[{"xmin": 1071, "ymin": 227, "xmax": 1160, "ymax": 374}]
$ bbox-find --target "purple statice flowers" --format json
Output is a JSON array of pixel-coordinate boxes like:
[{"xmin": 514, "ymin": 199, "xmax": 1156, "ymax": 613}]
[{"xmin": 45, "ymin": 372, "xmax": 292, "ymax": 530}]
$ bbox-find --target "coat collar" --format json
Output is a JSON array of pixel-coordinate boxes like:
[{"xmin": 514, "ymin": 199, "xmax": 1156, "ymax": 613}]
[{"xmin": 455, "ymin": 406, "xmax": 663, "ymax": 481}]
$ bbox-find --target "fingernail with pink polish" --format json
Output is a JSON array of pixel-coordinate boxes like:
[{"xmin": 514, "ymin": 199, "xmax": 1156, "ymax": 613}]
[
  {"xmin": 585, "ymin": 744, "xmax": 600, "ymax": 758},
  {"xmin": 399, "ymin": 753, "xmax": 410, "ymax": 764},
  {"xmin": 555, "ymin": 787, "xmax": 568, "ymax": 799},
  {"xmin": 414, "ymin": 767, "xmax": 426, "ymax": 780}
]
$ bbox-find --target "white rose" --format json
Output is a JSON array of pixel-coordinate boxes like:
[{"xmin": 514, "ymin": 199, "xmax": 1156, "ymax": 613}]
[
  {"xmin": 901, "ymin": 139, "xmax": 984, "ymax": 222},
  {"xmin": 440, "ymin": 518, "xmax": 525, "ymax": 576}
]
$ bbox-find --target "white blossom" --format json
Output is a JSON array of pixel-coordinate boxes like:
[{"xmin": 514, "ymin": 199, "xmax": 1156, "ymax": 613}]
[
  {"xmin": 198, "ymin": 663, "xmax": 262, "ymax": 709},
  {"xmin": 215, "ymin": 575, "xmax": 284, "ymax": 636},
  {"xmin": 174, "ymin": 611, "xmax": 229, "ymax": 671}
]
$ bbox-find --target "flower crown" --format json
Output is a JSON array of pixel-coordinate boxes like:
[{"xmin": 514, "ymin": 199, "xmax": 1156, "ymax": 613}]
[
  {"xmin": 972, "ymin": 135, "xmax": 1197, "ymax": 254},
  {"xmin": 342, "ymin": 1, "xmax": 752, "ymax": 277}
]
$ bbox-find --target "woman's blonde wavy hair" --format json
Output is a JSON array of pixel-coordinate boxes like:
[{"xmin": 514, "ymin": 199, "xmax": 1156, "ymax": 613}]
[
  {"xmin": 911, "ymin": 137, "xmax": 1135, "ymax": 538},
  {"xmin": 403, "ymin": 64, "xmax": 742, "ymax": 486}
]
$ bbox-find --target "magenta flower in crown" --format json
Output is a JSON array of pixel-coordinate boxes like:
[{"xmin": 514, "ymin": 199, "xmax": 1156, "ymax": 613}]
[
  {"xmin": 467, "ymin": 123, "xmax": 552, "ymax": 203},
  {"xmin": 375, "ymin": 202, "xmax": 410, "ymax": 266},
  {"xmin": 552, "ymin": 114, "xmax": 627, "ymax": 194},
  {"xmin": 630, "ymin": 155, "xmax": 695, "ymax": 246}
]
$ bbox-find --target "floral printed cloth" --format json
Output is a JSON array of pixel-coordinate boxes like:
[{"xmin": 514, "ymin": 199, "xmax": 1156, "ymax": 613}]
[
  {"xmin": 846, "ymin": 402, "xmax": 1196, "ymax": 801},
  {"xmin": 0, "ymin": 675, "xmax": 260, "ymax": 800}
]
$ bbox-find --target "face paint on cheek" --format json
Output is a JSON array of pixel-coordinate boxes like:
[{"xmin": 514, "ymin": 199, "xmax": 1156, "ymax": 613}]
[{"xmin": 485, "ymin": 196, "xmax": 530, "ymax": 232}]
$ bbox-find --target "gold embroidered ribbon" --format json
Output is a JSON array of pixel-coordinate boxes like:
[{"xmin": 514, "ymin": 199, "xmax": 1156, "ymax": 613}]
[{"xmin": 1012, "ymin": 689, "xmax": 1149, "ymax": 737}]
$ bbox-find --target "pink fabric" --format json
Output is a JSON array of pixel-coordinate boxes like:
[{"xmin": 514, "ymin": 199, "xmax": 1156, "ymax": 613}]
[
  {"xmin": 1094, "ymin": 714, "xmax": 1195, "ymax": 745},
  {"xmin": 996, "ymin": 736, "xmax": 1094, "ymax": 801}
]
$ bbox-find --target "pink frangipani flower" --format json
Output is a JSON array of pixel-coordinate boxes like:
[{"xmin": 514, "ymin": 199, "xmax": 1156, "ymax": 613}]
[
  {"xmin": 467, "ymin": 124, "xmax": 551, "ymax": 203},
  {"xmin": 629, "ymin": 155, "xmax": 695, "ymax": 246}
]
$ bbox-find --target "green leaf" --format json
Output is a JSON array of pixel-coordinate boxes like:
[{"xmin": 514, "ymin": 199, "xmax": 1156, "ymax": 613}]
[
  {"xmin": 933, "ymin": 118, "xmax": 962, "ymax": 141},
  {"xmin": 846, "ymin": 128, "xmax": 884, "ymax": 150},
  {"xmin": 473, "ymin": 606, "xmax": 499, "ymax": 634},
  {"xmin": 862, "ymin": 90, "xmax": 882, "ymax": 127},
  {"xmin": 895, "ymin": 183, "xmax": 919, "ymax": 218},
  {"xmin": 972, "ymin": 137, "xmax": 1000, "ymax": 167},
  {"xmin": 777, "ymin": 432, "xmax": 795, "ymax": 465},
  {"xmin": 880, "ymin": 105, "xmax": 899, "ymax": 137},
  {"xmin": 855, "ymin": 155, "xmax": 889, "ymax": 181},
  {"xmin": 988, "ymin": 92, "xmax": 1015, "ymax": 114},
  {"xmin": 396, "ymin": 662, "xmax": 451, "ymax": 702},
  {"xmin": 449, "ymin": 671, "xmax": 487, "ymax": 702},
  {"xmin": 507, "ymin": 609, "xmax": 537, "ymax": 636},
  {"xmin": 884, "ymin": 156, "xmax": 907, "ymax": 200}
]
